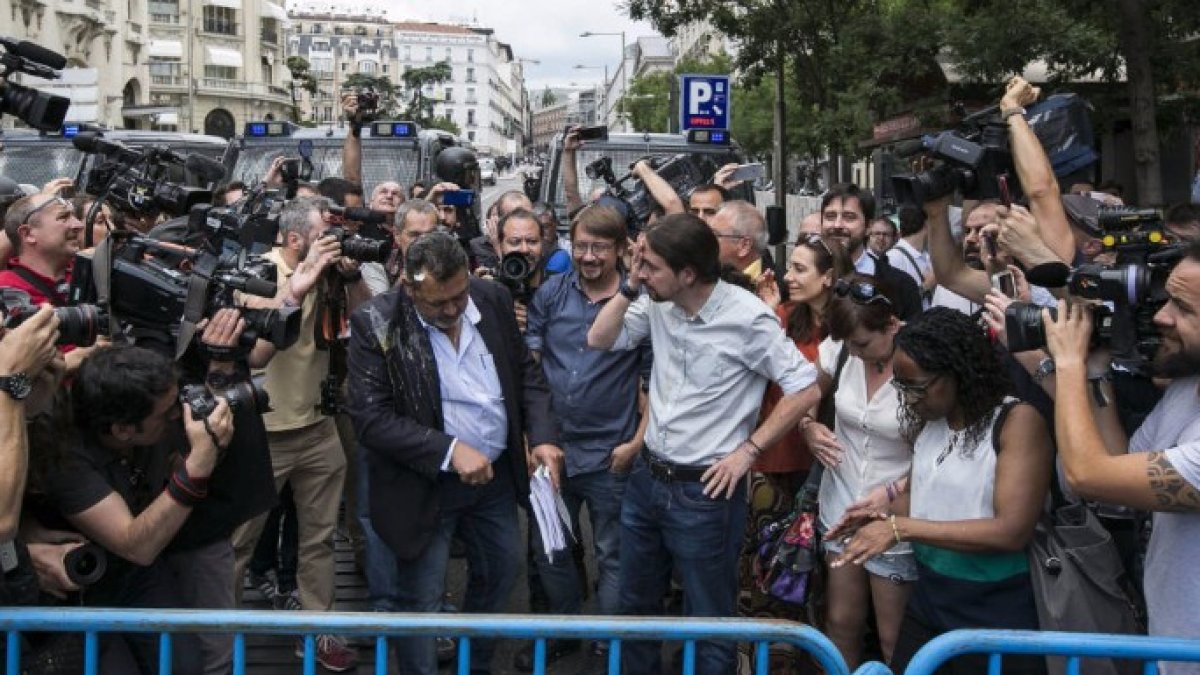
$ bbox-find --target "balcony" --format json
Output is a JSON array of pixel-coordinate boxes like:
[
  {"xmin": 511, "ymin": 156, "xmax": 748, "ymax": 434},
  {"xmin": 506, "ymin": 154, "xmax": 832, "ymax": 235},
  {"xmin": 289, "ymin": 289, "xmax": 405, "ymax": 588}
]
[
  {"xmin": 261, "ymin": 29, "xmax": 279, "ymax": 44},
  {"xmin": 150, "ymin": 12, "xmax": 180, "ymax": 24},
  {"xmin": 202, "ymin": 77, "xmax": 246, "ymax": 91},
  {"xmin": 465, "ymin": 97, "xmax": 478, "ymax": 105},
  {"xmin": 127, "ymin": 20, "xmax": 142, "ymax": 35},
  {"xmin": 202, "ymin": 20, "xmax": 238, "ymax": 36},
  {"xmin": 151, "ymin": 75, "xmax": 186, "ymax": 87}
]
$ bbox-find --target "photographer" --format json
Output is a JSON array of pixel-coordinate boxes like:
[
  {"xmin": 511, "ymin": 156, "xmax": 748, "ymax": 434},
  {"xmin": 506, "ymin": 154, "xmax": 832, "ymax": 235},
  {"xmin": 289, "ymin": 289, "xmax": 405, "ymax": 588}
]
[
  {"xmin": 491, "ymin": 207, "xmax": 553, "ymax": 333},
  {"xmin": 340, "ymin": 92, "xmax": 405, "ymax": 219},
  {"xmin": 36, "ymin": 343, "xmax": 233, "ymax": 674},
  {"xmin": 1041, "ymin": 244, "xmax": 1200, "ymax": 653},
  {"xmin": 230, "ymin": 196, "xmax": 358, "ymax": 671}
]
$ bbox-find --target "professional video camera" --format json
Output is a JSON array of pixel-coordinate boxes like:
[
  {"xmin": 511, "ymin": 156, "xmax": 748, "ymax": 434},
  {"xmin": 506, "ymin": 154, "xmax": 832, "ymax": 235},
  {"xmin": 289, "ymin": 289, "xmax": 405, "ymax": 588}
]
[
  {"xmin": 67, "ymin": 200, "xmax": 302, "ymax": 355},
  {"xmin": 0, "ymin": 36, "xmax": 70, "ymax": 131},
  {"xmin": 1005, "ymin": 206, "xmax": 1185, "ymax": 372},
  {"xmin": 180, "ymin": 374, "xmax": 270, "ymax": 421},
  {"xmin": 0, "ymin": 288, "xmax": 105, "ymax": 347},
  {"xmin": 74, "ymin": 132, "xmax": 223, "ymax": 218},
  {"xmin": 586, "ymin": 153, "xmax": 712, "ymax": 234},
  {"xmin": 890, "ymin": 105, "xmax": 1015, "ymax": 207}
]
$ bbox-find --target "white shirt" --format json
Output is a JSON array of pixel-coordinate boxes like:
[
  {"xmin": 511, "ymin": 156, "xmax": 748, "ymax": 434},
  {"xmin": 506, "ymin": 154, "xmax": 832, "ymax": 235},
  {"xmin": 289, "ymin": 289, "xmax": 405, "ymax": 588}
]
[
  {"xmin": 611, "ymin": 280, "xmax": 817, "ymax": 465},
  {"xmin": 886, "ymin": 239, "xmax": 930, "ymax": 289},
  {"xmin": 816, "ymin": 337, "xmax": 912, "ymax": 551}
]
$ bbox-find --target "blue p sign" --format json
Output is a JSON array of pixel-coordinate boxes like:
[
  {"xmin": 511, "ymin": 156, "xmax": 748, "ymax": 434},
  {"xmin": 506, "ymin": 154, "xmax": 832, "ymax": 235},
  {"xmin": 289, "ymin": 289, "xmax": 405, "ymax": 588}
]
[{"xmin": 680, "ymin": 74, "xmax": 729, "ymax": 132}]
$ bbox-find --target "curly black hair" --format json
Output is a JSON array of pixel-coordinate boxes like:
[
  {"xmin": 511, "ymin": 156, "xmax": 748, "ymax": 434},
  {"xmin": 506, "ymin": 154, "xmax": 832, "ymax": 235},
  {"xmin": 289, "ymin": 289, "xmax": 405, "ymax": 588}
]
[{"xmin": 894, "ymin": 307, "xmax": 1010, "ymax": 454}]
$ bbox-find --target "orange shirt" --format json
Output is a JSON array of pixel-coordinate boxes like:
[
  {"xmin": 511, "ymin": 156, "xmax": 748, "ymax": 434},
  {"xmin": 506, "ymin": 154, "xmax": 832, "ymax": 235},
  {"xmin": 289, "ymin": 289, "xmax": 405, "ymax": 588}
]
[{"xmin": 755, "ymin": 302, "xmax": 820, "ymax": 474}]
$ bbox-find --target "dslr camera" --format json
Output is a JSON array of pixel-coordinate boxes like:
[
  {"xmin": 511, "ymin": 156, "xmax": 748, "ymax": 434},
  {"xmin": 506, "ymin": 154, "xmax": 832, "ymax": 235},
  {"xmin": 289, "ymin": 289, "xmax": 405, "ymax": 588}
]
[
  {"xmin": 180, "ymin": 374, "xmax": 271, "ymax": 421},
  {"xmin": 352, "ymin": 88, "xmax": 380, "ymax": 124},
  {"xmin": 495, "ymin": 251, "xmax": 536, "ymax": 304},
  {"xmin": 0, "ymin": 288, "xmax": 105, "ymax": 347},
  {"xmin": 323, "ymin": 226, "xmax": 392, "ymax": 263},
  {"xmin": 1005, "ymin": 206, "xmax": 1185, "ymax": 372}
]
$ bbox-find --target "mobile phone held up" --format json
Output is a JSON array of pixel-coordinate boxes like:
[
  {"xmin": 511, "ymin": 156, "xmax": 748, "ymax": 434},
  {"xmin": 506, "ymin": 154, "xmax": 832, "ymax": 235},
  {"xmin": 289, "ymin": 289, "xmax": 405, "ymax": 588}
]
[
  {"xmin": 991, "ymin": 270, "xmax": 1017, "ymax": 299},
  {"xmin": 442, "ymin": 190, "xmax": 475, "ymax": 207},
  {"xmin": 575, "ymin": 125, "xmax": 608, "ymax": 142},
  {"xmin": 729, "ymin": 163, "xmax": 765, "ymax": 184}
]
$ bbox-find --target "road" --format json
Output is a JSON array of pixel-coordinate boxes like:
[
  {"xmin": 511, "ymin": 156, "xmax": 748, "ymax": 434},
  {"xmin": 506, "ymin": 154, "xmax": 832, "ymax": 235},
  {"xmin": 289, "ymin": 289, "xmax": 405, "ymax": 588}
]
[{"xmin": 480, "ymin": 172, "xmax": 523, "ymax": 218}]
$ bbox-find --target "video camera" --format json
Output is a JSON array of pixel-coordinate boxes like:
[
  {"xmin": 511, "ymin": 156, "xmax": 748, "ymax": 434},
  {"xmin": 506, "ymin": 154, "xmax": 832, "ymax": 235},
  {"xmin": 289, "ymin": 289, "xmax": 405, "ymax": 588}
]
[
  {"xmin": 350, "ymin": 88, "xmax": 380, "ymax": 124},
  {"xmin": 66, "ymin": 199, "xmax": 302, "ymax": 356},
  {"xmin": 890, "ymin": 105, "xmax": 1015, "ymax": 207},
  {"xmin": 0, "ymin": 36, "xmax": 70, "ymax": 131},
  {"xmin": 1005, "ymin": 207, "xmax": 1185, "ymax": 372},
  {"xmin": 74, "ymin": 132, "xmax": 223, "ymax": 219},
  {"xmin": 586, "ymin": 153, "xmax": 712, "ymax": 234}
]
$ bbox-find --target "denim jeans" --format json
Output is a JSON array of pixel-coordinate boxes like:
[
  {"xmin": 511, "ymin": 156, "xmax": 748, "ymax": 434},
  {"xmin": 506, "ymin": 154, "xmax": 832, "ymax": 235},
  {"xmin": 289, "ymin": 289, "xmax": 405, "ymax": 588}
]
[
  {"xmin": 530, "ymin": 468, "xmax": 627, "ymax": 615},
  {"xmin": 619, "ymin": 460, "xmax": 746, "ymax": 675},
  {"xmin": 392, "ymin": 460, "xmax": 521, "ymax": 675},
  {"xmin": 357, "ymin": 449, "xmax": 401, "ymax": 611}
]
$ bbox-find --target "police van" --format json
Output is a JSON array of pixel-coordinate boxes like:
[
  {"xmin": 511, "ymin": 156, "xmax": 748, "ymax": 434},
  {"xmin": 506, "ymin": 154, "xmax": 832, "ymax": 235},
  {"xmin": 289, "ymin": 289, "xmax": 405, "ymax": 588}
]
[
  {"xmin": 536, "ymin": 128, "xmax": 752, "ymax": 226},
  {"xmin": 232, "ymin": 120, "xmax": 478, "ymax": 198},
  {"xmin": 0, "ymin": 125, "xmax": 231, "ymax": 191}
]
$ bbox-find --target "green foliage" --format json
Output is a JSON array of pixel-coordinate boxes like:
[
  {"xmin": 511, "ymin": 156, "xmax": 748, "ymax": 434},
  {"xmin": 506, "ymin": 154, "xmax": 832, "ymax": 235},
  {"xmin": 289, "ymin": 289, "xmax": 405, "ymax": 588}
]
[
  {"xmin": 540, "ymin": 87, "xmax": 558, "ymax": 107},
  {"xmin": 285, "ymin": 56, "xmax": 319, "ymax": 122},
  {"xmin": 399, "ymin": 61, "xmax": 454, "ymax": 126},
  {"xmin": 425, "ymin": 115, "xmax": 462, "ymax": 135}
]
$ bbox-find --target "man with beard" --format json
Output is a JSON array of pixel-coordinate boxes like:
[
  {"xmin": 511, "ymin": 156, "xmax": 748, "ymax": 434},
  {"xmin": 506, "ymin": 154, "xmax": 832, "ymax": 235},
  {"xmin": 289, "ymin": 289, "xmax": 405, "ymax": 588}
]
[
  {"xmin": 819, "ymin": 183, "xmax": 923, "ymax": 319},
  {"xmin": 587, "ymin": 214, "xmax": 820, "ymax": 675},
  {"xmin": 1043, "ymin": 242, "xmax": 1200, "ymax": 669}
]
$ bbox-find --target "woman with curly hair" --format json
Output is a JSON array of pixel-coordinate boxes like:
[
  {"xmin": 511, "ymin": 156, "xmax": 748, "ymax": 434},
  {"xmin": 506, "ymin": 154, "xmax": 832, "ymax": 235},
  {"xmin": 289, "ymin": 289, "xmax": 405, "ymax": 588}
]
[{"xmin": 828, "ymin": 307, "xmax": 1053, "ymax": 674}]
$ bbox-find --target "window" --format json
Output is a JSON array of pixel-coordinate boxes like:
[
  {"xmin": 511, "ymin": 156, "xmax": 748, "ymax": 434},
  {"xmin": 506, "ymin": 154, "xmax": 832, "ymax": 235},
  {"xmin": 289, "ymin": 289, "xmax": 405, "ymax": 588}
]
[
  {"xmin": 149, "ymin": 0, "xmax": 178, "ymax": 22},
  {"xmin": 443, "ymin": 87, "xmax": 453, "ymax": 102},
  {"xmin": 445, "ymin": 47, "xmax": 452, "ymax": 61},
  {"xmin": 148, "ymin": 57, "xmax": 181, "ymax": 84},
  {"xmin": 466, "ymin": 67, "xmax": 475, "ymax": 83},
  {"xmin": 324, "ymin": 106, "xmax": 333, "ymax": 121},
  {"xmin": 466, "ymin": 87, "xmax": 475, "ymax": 102},
  {"xmin": 425, "ymin": 46, "xmax": 432, "ymax": 61},
  {"xmin": 467, "ymin": 48, "xmax": 474, "ymax": 62},
  {"xmin": 467, "ymin": 109, "xmax": 475, "ymax": 125},
  {"xmin": 204, "ymin": 65, "xmax": 237, "ymax": 80},
  {"xmin": 382, "ymin": 64, "xmax": 388, "ymax": 73},
  {"xmin": 311, "ymin": 23, "xmax": 322, "ymax": 33},
  {"xmin": 403, "ymin": 45, "xmax": 410, "ymax": 60},
  {"xmin": 202, "ymin": 6, "xmax": 237, "ymax": 35},
  {"xmin": 310, "ymin": 57, "xmax": 332, "ymax": 72},
  {"xmin": 341, "ymin": 61, "xmax": 348, "ymax": 72},
  {"xmin": 359, "ymin": 61, "xmax": 376, "ymax": 74},
  {"xmin": 468, "ymin": 131, "xmax": 475, "ymax": 141}
]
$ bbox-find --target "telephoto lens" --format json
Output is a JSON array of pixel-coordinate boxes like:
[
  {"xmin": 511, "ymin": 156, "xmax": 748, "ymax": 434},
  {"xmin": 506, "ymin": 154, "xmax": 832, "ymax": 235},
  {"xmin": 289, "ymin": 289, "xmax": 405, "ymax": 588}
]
[{"xmin": 64, "ymin": 543, "xmax": 107, "ymax": 587}]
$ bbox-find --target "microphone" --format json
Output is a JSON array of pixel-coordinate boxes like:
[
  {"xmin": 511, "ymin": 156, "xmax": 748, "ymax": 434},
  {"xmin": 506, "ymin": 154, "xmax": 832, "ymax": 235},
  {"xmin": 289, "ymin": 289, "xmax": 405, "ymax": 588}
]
[
  {"xmin": 1025, "ymin": 261, "xmax": 1072, "ymax": 288},
  {"xmin": 72, "ymin": 132, "xmax": 144, "ymax": 164},
  {"xmin": 0, "ymin": 38, "xmax": 67, "ymax": 70},
  {"xmin": 185, "ymin": 154, "xmax": 227, "ymax": 183},
  {"xmin": 893, "ymin": 137, "xmax": 929, "ymax": 158}
]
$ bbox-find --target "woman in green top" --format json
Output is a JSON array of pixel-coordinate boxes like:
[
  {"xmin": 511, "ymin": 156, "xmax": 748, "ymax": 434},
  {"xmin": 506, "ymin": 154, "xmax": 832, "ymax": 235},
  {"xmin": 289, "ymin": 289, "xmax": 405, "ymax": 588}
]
[{"xmin": 827, "ymin": 308, "xmax": 1053, "ymax": 673}]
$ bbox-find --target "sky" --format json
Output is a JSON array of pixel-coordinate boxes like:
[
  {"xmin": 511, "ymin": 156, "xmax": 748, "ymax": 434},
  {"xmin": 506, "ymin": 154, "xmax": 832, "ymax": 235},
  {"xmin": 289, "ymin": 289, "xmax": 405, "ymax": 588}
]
[{"xmin": 288, "ymin": 0, "xmax": 658, "ymax": 92}]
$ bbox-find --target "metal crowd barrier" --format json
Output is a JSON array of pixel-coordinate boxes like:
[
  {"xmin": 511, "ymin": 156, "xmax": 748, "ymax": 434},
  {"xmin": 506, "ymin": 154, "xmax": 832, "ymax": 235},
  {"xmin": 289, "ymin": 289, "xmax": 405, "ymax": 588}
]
[
  {"xmin": 904, "ymin": 629, "xmax": 1200, "ymax": 675},
  {"xmin": 0, "ymin": 608, "xmax": 863, "ymax": 675}
]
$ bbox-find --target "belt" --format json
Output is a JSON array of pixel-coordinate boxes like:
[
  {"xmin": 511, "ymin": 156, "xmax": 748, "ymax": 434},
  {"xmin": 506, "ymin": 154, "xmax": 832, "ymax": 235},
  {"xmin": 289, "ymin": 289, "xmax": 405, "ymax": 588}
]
[{"xmin": 641, "ymin": 450, "xmax": 711, "ymax": 483}]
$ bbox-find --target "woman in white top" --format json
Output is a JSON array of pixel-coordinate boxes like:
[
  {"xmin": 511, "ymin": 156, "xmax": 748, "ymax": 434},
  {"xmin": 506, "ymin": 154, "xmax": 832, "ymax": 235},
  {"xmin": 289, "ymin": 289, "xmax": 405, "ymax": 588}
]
[
  {"xmin": 802, "ymin": 274, "xmax": 914, "ymax": 668},
  {"xmin": 828, "ymin": 307, "xmax": 1052, "ymax": 674}
]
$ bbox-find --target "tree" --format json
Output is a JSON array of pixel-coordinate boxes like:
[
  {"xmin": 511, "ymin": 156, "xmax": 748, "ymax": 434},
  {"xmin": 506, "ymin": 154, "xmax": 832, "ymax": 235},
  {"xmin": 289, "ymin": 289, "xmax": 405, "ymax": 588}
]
[
  {"xmin": 285, "ymin": 56, "xmax": 319, "ymax": 123},
  {"xmin": 540, "ymin": 87, "xmax": 558, "ymax": 108},
  {"xmin": 621, "ymin": 70, "xmax": 671, "ymax": 132},
  {"xmin": 425, "ymin": 115, "xmax": 462, "ymax": 135},
  {"xmin": 399, "ymin": 60, "xmax": 454, "ymax": 126},
  {"xmin": 343, "ymin": 73, "xmax": 400, "ymax": 118}
]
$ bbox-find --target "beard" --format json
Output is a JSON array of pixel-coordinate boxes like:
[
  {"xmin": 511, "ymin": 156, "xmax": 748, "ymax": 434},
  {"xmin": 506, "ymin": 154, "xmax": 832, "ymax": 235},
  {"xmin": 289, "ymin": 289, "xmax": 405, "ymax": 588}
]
[{"xmin": 1152, "ymin": 340, "xmax": 1200, "ymax": 378}]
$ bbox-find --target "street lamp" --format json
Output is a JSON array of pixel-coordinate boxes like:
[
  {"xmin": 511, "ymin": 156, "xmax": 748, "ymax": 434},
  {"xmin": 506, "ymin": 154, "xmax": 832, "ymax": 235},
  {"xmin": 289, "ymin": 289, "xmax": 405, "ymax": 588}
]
[{"xmin": 579, "ymin": 30, "xmax": 626, "ymax": 131}]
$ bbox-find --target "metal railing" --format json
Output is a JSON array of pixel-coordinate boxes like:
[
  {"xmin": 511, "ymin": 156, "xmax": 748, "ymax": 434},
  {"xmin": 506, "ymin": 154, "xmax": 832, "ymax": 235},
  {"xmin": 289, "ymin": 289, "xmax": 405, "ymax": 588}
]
[
  {"xmin": 904, "ymin": 629, "xmax": 1200, "ymax": 675},
  {"xmin": 0, "ymin": 609, "xmax": 857, "ymax": 675}
]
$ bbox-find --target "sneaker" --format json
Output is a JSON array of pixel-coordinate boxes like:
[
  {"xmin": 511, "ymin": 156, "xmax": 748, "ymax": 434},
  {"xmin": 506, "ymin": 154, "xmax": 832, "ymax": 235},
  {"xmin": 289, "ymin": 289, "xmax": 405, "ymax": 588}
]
[
  {"xmin": 248, "ymin": 571, "xmax": 277, "ymax": 603},
  {"xmin": 294, "ymin": 635, "xmax": 358, "ymax": 672},
  {"xmin": 436, "ymin": 637, "xmax": 456, "ymax": 665},
  {"xmin": 276, "ymin": 589, "xmax": 302, "ymax": 611}
]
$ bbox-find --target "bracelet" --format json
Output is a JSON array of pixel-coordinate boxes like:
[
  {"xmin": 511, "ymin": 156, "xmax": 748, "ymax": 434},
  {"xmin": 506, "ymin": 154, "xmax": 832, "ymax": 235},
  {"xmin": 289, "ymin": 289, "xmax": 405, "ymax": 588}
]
[
  {"xmin": 889, "ymin": 514, "xmax": 902, "ymax": 544},
  {"xmin": 166, "ymin": 467, "xmax": 208, "ymax": 507},
  {"xmin": 1002, "ymin": 106, "xmax": 1026, "ymax": 121},
  {"xmin": 744, "ymin": 437, "xmax": 763, "ymax": 456}
]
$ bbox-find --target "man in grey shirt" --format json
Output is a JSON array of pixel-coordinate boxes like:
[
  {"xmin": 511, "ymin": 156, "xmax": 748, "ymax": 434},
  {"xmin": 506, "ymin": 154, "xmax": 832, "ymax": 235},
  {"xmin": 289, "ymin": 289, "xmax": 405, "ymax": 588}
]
[
  {"xmin": 588, "ymin": 213, "xmax": 820, "ymax": 675},
  {"xmin": 1044, "ymin": 241, "xmax": 1200, "ymax": 674}
]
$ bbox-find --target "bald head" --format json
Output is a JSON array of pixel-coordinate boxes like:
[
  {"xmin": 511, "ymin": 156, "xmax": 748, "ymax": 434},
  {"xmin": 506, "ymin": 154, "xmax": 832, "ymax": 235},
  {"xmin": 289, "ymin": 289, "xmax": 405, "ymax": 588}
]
[
  {"xmin": 799, "ymin": 212, "xmax": 823, "ymax": 236},
  {"xmin": 496, "ymin": 190, "xmax": 533, "ymax": 219}
]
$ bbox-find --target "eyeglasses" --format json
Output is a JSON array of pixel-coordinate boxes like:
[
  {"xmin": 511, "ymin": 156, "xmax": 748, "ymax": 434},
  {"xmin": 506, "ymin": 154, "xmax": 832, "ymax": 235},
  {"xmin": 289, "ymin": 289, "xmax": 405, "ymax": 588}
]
[
  {"xmin": 892, "ymin": 375, "xmax": 941, "ymax": 400},
  {"xmin": 834, "ymin": 278, "xmax": 892, "ymax": 307},
  {"xmin": 801, "ymin": 234, "xmax": 833, "ymax": 259},
  {"xmin": 709, "ymin": 227, "xmax": 745, "ymax": 241},
  {"xmin": 573, "ymin": 241, "xmax": 615, "ymax": 256},
  {"xmin": 25, "ymin": 196, "xmax": 70, "ymax": 222}
]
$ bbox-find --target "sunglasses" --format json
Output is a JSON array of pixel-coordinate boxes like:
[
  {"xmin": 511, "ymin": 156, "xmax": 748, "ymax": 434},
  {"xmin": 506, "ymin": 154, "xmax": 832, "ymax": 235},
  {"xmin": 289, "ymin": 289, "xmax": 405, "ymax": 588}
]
[
  {"xmin": 801, "ymin": 233, "xmax": 833, "ymax": 259},
  {"xmin": 834, "ymin": 278, "xmax": 892, "ymax": 307}
]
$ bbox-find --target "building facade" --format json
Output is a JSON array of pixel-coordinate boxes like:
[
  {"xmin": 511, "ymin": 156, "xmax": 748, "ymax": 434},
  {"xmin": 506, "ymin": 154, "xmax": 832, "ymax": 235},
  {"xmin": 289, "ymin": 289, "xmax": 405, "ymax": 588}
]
[
  {"xmin": 602, "ymin": 36, "xmax": 674, "ymax": 132},
  {"xmin": 530, "ymin": 100, "xmax": 567, "ymax": 154},
  {"xmin": 286, "ymin": 13, "xmax": 527, "ymax": 157},
  {"xmin": 144, "ymin": 0, "xmax": 291, "ymax": 137},
  {"xmin": 1, "ymin": 0, "xmax": 150, "ymax": 129},
  {"xmin": 671, "ymin": 20, "xmax": 728, "ymax": 63}
]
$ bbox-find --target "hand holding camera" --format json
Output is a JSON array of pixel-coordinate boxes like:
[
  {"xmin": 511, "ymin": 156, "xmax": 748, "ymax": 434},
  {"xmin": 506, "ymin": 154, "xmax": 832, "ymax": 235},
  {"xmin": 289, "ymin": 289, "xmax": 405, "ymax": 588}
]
[
  {"xmin": 1001, "ymin": 75, "xmax": 1040, "ymax": 111},
  {"xmin": 288, "ymin": 234, "xmax": 343, "ymax": 302},
  {"xmin": 0, "ymin": 304, "xmax": 59, "ymax": 378},
  {"xmin": 181, "ymin": 396, "xmax": 233, "ymax": 477}
]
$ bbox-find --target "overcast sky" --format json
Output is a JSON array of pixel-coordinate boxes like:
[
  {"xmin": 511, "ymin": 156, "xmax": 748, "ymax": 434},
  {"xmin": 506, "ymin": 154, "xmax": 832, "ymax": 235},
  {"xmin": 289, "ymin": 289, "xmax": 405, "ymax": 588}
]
[{"xmin": 291, "ymin": 0, "xmax": 658, "ymax": 92}]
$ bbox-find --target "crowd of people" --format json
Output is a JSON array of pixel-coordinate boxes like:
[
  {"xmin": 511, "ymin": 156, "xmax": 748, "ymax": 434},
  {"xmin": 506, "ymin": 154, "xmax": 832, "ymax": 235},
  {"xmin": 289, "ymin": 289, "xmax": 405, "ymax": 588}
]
[{"xmin": 1, "ymin": 76, "xmax": 1199, "ymax": 675}]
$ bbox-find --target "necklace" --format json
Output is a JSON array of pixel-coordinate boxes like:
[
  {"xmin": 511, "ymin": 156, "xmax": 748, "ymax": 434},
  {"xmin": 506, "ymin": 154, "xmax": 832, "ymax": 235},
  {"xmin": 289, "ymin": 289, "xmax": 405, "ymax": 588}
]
[{"xmin": 935, "ymin": 428, "xmax": 966, "ymax": 466}]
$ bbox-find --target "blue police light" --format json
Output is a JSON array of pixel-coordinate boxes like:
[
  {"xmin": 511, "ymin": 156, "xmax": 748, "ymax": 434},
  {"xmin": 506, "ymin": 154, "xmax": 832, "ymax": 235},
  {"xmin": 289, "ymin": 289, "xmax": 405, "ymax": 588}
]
[
  {"xmin": 61, "ymin": 123, "xmax": 81, "ymax": 138},
  {"xmin": 244, "ymin": 121, "xmax": 293, "ymax": 137},
  {"xmin": 370, "ymin": 121, "xmax": 417, "ymax": 138},
  {"xmin": 687, "ymin": 128, "xmax": 730, "ymax": 145}
]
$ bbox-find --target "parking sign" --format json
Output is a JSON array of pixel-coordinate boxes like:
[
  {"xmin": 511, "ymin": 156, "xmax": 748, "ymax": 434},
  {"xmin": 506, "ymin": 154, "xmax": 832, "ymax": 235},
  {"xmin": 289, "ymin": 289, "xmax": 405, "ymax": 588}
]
[{"xmin": 679, "ymin": 74, "xmax": 730, "ymax": 132}]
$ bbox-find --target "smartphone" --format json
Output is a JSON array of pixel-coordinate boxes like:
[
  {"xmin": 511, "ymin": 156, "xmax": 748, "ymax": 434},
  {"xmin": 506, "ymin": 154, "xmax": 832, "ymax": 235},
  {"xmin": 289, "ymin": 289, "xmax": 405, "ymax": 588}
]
[
  {"xmin": 443, "ymin": 189, "xmax": 475, "ymax": 207},
  {"xmin": 729, "ymin": 163, "xmax": 765, "ymax": 183},
  {"xmin": 991, "ymin": 270, "xmax": 1017, "ymax": 299},
  {"xmin": 997, "ymin": 174, "xmax": 1012, "ymax": 208},
  {"xmin": 575, "ymin": 125, "xmax": 609, "ymax": 142}
]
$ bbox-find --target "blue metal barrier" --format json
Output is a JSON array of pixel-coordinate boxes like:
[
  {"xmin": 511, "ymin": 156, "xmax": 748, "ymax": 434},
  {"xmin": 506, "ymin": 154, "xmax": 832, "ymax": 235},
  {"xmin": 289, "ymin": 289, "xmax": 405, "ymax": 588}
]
[
  {"xmin": 905, "ymin": 629, "xmax": 1200, "ymax": 675},
  {"xmin": 0, "ymin": 608, "xmax": 870, "ymax": 675}
]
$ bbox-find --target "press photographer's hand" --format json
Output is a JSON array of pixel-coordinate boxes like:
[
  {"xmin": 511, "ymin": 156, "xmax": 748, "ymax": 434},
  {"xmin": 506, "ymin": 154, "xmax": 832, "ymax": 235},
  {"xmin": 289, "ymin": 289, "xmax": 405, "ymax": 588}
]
[
  {"xmin": 183, "ymin": 397, "xmax": 233, "ymax": 477},
  {"xmin": 0, "ymin": 305, "xmax": 60, "ymax": 376},
  {"xmin": 1042, "ymin": 300, "xmax": 1093, "ymax": 369}
]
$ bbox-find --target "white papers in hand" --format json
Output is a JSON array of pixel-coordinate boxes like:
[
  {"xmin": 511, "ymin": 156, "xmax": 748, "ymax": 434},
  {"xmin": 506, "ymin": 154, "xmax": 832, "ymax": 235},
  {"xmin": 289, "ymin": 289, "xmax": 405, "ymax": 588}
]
[{"xmin": 528, "ymin": 465, "xmax": 574, "ymax": 560}]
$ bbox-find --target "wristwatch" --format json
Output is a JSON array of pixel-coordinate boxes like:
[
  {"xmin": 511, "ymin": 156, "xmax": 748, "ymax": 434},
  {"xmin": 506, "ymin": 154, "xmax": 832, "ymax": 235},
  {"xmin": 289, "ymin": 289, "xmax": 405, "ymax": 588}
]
[
  {"xmin": 0, "ymin": 373, "xmax": 33, "ymax": 401},
  {"xmin": 618, "ymin": 280, "xmax": 640, "ymax": 301},
  {"xmin": 1033, "ymin": 356, "xmax": 1056, "ymax": 383},
  {"xmin": 1002, "ymin": 106, "xmax": 1027, "ymax": 121}
]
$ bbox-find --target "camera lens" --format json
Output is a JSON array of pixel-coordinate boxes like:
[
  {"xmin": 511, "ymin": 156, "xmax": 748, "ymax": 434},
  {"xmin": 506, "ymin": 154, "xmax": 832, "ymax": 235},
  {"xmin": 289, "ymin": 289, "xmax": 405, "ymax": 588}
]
[
  {"xmin": 499, "ymin": 252, "xmax": 532, "ymax": 281},
  {"xmin": 340, "ymin": 235, "xmax": 391, "ymax": 263},
  {"xmin": 64, "ymin": 543, "xmax": 107, "ymax": 587},
  {"xmin": 1004, "ymin": 302, "xmax": 1051, "ymax": 353},
  {"xmin": 54, "ymin": 304, "xmax": 103, "ymax": 347}
]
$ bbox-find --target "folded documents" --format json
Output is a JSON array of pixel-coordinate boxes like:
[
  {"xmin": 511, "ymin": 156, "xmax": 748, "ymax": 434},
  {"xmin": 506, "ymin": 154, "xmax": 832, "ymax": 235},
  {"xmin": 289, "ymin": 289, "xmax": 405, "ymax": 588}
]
[{"xmin": 529, "ymin": 465, "xmax": 575, "ymax": 560}]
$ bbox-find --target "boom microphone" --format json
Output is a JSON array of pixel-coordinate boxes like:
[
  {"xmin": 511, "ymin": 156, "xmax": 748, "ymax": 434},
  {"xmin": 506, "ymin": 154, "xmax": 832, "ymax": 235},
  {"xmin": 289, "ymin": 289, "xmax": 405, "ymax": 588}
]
[
  {"xmin": 1024, "ymin": 261, "xmax": 1072, "ymax": 288},
  {"xmin": 72, "ymin": 132, "xmax": 144, "ymax": 164},
  {"xmin": 0, "ymin": 38, "xmax": 66, "ymax": 70}
]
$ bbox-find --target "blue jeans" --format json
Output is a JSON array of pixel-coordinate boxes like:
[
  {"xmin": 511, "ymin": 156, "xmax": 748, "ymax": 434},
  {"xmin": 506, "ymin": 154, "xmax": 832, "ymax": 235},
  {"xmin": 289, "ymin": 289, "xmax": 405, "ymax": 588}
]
[
  {"xmin": 619, "ymin": 461, "xmax": 746, "ymax": 675},
  {"xmin": 392, "ymin": 461, "xmax": 521, "ymax": 675},
  {"xmin": 530, "ymin": 468, "xmax": 627, "ymax": 615},
  {"xmin": 357, "ymin": 449, "xmax": 402, "ymax": 611}
]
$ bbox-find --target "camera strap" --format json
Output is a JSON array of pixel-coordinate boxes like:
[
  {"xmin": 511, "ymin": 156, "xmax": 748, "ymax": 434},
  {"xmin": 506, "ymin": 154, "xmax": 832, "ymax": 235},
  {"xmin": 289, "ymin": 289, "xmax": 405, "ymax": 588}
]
[
  {"xmin": 91, "ymin": 236, "xmax": 125, "ymax": 342},
  {"xmin": 177, "ymin": 257, "xmax": 215, "ymax": 361},
  {"xmin": 11, "ymin": 266, "xmax": 67, "ymax": 305}
]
